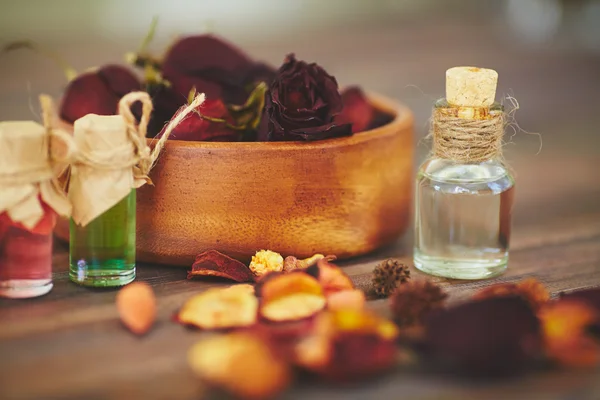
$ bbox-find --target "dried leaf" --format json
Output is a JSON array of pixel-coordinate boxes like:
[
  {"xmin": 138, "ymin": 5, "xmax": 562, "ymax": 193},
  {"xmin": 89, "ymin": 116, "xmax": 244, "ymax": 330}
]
[
  {"xmin": 188, "ymin": 250, "xmax": 255, "ymax": 283},
  {"xmin": 259, "ymin": 272, "xmax": 326, "ymax": 322},
  {"xmin": 539, "ymin": 299, "xmax": 600, "ymax": 367},
  {"xmin": 177, "ymin": 285, "xmax": 258, "ymax": 330},
  {"xmin": 116, "ymin": 282, "xmax": 157, "ymax": 335},
  {"xmin": 188, "ymin": 332, "xmax": 291, "ymax": 400}
]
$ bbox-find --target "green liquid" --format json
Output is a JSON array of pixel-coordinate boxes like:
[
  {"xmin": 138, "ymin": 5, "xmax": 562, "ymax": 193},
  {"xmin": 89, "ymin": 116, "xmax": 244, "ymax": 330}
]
[{"xmin": 69, "ymin": 190, "xmax": 136, "ymax": 287}]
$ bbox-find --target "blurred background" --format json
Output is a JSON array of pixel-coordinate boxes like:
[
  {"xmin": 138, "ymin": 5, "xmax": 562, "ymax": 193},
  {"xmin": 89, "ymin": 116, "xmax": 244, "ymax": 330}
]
[{"xmin": 1, "ymin": 0, "xmax": 599, "ymax": 179}]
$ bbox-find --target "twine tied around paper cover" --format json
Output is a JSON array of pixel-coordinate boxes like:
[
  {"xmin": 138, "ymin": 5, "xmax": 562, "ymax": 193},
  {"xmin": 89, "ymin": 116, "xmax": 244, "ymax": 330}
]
[
  {"xmin": 431, "ymin": 108, "xmax": 505, "ymax": 163},
  {"xmin": 39, "ymin": 91, "xmax": 206, "ymax": 183}
]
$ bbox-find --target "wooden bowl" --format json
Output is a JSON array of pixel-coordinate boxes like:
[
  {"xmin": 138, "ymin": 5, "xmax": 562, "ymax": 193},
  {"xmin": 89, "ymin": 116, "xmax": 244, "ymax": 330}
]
[{"xmin": 54, "ymin": 93, "xmax": 414, "ymax": 266}]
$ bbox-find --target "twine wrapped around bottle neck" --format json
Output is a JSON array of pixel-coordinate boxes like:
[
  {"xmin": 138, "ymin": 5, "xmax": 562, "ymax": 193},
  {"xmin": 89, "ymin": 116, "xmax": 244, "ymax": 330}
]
[{"xmin": 431, "ymin": 106, "xmax": 505, "ymax": 163}]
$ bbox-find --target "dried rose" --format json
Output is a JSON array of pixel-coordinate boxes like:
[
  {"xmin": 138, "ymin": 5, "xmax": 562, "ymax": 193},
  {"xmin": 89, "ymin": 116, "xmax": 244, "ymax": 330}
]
[
  {"xmin": 187, "ymin": 250, "xmax": 255, "ymax": 283},
  {"xmin": 539, "ymin": 299, "xmax": 600, "ymax": 367},
  {"xmin": 177, "ymin": 285, "xmax": 258, "ymax": 330},
  {"xmin": 261, "ymin": 54, "xmax": 352, "ymax": 141},
  {"xmin": 334, "ymin": 87, "xmax": 375, "ymax": 133},
  {"xmin": 116, "ymin": 282, "xmax": 157, "ymax": 335},
  {"xmin": 249, "ymin": 250, "xmax": 284, "ymax": 277},
  {"xmin": 294, "ymin": 309, "xmax": 399, "ymax": 381},
  {"xmin": 473, "ymin": 278, "xmax": 550, "ymax": 311},
  {"xmin": 422, "ymin": 296, "xmax": 542, "ymax": 377},
  {"xmin": 188, "ymin": 332, "xmax": 291, "ymax": 400},
  {"xmin": 259, "ymin": 272, "xmax": 326, "ymax": 322}
]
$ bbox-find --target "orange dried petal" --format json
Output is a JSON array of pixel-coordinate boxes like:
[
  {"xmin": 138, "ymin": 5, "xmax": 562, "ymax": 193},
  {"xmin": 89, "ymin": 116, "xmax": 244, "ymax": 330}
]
[
  {"xmin": 294, "ymin": 310, "xmax": 399, "ymax": 381},
  {"xmin": 188, "ymin": 332, "xmax": 291, "ymax": 400},
  {"xmin": 178, "ymin": 285, "xmax": 258, "ymax": 330},
  {"xmin": 317, "ymin": 258, "xmax": 354, "ymax": 295},
  {"xmin": 327, "ymin": 289, "xmax": 366, "ymax": 312},
  {"xmin": 540, "ymin": 300, "xmax": 600, "ymax": 367},
  {"xmin": 260, "ymin": 273, "xmax": 326, "ymax": 322},
  {"xmin": 116, "ymin": 282, "xmax": 157, "ymax": 335}
]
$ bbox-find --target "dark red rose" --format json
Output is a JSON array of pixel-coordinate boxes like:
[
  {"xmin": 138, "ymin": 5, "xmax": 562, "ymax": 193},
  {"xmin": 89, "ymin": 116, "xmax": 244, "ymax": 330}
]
[
  {"xmin": 261, "ymin": 54, "xmax": 351, "ymax": 141},
  {"xmin": 157, "ymin": 98, "xmax": 240, "ymax": 142},
  {"xmin": 334, "ymin": 86, "xmax": 375, "ymax": 133},
  {"xmin": 59, "ymin": 65, "xmax": 141, "ymax": 123}
]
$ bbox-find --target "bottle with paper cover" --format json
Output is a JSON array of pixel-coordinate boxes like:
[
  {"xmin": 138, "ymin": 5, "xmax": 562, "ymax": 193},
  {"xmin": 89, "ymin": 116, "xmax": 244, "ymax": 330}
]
[
  {"xmin": 0, "ymin": 116, "xmax": 72, "ymax": 298},
  {"xmin": 414, "ymin": 67, "xmax": 515, "ymax": 280},
  {"xmin": 68, "ymin": 93, "xmax": 152, "ymax": 287}
]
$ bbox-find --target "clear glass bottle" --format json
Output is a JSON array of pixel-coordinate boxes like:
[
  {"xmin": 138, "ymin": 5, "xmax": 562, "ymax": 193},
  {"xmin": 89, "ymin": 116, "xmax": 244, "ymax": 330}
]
[
  {"xmin": 414, "ymin": 100, "xmax": 515, "ymax": 280},
  {"xmin": 69, "ymin": 190, "xmax": 136, "ymax": 287}
]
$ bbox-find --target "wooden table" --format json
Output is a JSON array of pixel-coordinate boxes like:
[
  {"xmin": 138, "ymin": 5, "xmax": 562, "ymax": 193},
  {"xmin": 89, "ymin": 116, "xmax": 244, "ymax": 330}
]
[{"xmin": 2, "ymin": 14, "xmax": 600, "ymax": 400}]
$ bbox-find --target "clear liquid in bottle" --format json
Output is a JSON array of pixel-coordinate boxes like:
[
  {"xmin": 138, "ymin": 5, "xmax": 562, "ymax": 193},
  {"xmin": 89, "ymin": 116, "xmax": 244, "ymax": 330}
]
[{"xmin": 414, "ymin": 158, "xmax": 515, "ymax": 280}]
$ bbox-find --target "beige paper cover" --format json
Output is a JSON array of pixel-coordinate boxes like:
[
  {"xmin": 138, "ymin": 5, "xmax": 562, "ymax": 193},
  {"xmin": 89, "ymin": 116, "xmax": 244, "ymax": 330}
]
[
  {"xmin": 0, "ymin": 121, "xmax": 72, "ymax": 229},
  {"xmin": 68, "ymin": 114, "xmax": 146, "ymax": 227}
]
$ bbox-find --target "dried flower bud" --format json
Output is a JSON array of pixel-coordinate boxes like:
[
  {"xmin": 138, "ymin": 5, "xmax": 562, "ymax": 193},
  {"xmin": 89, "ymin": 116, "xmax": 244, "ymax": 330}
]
[
  {"xmin": 283, "ymin": 254, "xmax": 325, "ymax": 272},
  {"xmin": 539, "ymin": 299, "xmax": 600, "ymax": 368},
  {"xmin": 250, "ymin": 250, "xmax": 284, "ymax": 277},
  {"xmin": 116, "ymin": 282, "xmax": 157, "ymax": 336},
  {"xmin": 177, "ymin": 285, "xmax": 258, "ymax": 330},
  {"xmin": 473, "ymin": 278, "xmax": 550, "ymax": 311},
  {"xmin": 390, "ymin": 280, "xmax": 447, "ymax": 327},
  {"xmin": 372, "ymin": 258, "xmax": 410, "ymax": 298},
  {"xmin": 188, "ymin": 332, "xmax": 291, "ymax": 400},
  {"xmin": 259, "ymin": 272, "xmax": 326, "ymax": 322}
]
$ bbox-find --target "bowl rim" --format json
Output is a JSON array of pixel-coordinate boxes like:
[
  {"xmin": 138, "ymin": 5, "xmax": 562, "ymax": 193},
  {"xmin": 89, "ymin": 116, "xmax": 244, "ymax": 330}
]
[{"xmin": 148, "ymin": 91, "xmax": 414, "ymax": 151}]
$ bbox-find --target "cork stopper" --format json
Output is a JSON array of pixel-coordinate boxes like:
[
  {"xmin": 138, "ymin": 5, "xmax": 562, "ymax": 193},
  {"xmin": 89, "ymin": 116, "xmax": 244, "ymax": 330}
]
[{"xmin": 446, "ymin": 66, "xmax": 498, "ymax": 107}]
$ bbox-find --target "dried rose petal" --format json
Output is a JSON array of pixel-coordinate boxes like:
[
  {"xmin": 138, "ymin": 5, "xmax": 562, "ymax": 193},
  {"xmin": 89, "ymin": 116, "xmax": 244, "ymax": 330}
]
[
  {"xmin": 539, "ymin": 299, "xmax": 600, "ymax": 367},
  {"xmin": 473, "ymin": 278, "xmax": 549, "ymax": 311},
  {"xmin": 334, "ymin": 87, "xmax": 375, "ymax": 133},
  {"xmin": 60, "ymin": 65, "xmax": 140, "ymax": 123},
  {"xmin": 327, "ymin": 289, "xmax": 366, "ymax": 312},
  {"xmin": 188, "ymin": 332, "xmax": 291, "ymax": 400},
  {"xmin": 295, "ymin": 310, "xmax": 399, "ymax": 381},
  {"xmin": 259, "ymin": 272, "xmax": 326, "ymax": 322},
  {"xmin": 317, "ymin": 258, "xmax": 354, "ymax": 296},
  {"xmin": 422, "ymin": 296, "xmax": 542, "ymax": 377},
  {"xmin": 157, "ymin": 98, "xmax": 240, "ymax": 142},
  {"xmin": 177, "ymin": 285, "xmax": 258, "ymax": 330},
  {"xmin": 561, "ymin": 287, "xmax": 600, "ymax": 311},
  {"xmin": 188, "ymin": 250, "xmax": 255, "ymax": 283}
]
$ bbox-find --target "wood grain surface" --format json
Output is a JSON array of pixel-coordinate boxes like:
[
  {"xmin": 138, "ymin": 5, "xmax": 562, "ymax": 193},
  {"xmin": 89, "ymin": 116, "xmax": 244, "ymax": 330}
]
[{"xmin": 1, "ymin": 13, "xmax": 600, "ymax": 400}]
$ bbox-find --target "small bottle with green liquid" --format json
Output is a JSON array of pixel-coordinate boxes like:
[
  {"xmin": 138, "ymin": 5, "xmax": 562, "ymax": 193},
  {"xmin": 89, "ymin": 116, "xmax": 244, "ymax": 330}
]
[{"xmin": 67, "ymin": 94, "xmax": 151, "ymax": 287}]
